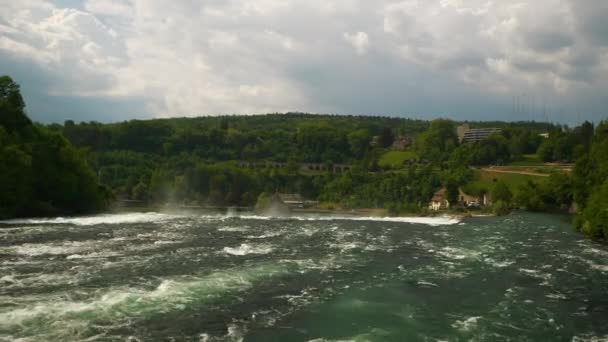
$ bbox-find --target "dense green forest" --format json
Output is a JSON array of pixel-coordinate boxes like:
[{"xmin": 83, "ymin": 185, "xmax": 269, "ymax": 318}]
[
  {"xmin": 1, "ymin": 75, "xmax": 607, "ymax": 239},
  {"xmin": 46, "ymin": 111, "xmax": 557, "ymax": 210},
  {"xmin": 0, "ymin": 76, "xmax": 110, "ymax": 219}
]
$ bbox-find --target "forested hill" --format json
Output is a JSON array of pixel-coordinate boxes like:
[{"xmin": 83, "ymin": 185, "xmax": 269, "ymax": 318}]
[
  {"xmin": 46, "ymin": 108, "xmax": 558, "ymax": 208},
  {"xmin": 0, "ymin": 76, "xmax": 110, "ymax": 219},
  {"xmin": 49, "ymin": 114, "xmax": 556, "ymax": 163}
]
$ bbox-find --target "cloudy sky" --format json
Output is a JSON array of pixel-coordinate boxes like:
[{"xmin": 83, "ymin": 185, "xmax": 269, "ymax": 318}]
[{"xmin": 1, "ymin": 0, "xmax": 607, "ymax": 124}]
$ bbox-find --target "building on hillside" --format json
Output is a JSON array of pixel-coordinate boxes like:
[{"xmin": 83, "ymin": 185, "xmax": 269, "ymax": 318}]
[
  {"xmin": 392, "ymin": 136, "xmax": 413, "ymax": 151},
  {"xmin": 457, "ymin": 124, "xmax": 470, "ymax": 143},
  {"xmin": 458, "ymin": 189, "xmax": 481, "ymax": 208},
  {"xmin": 277, "ymin": 193, "xmax": 304, "ymax": 208},
  {"xmin": 273, "ymin": 193, "xmax": 319, "ymax": 209},
  {"xmin": 482, "ymin": 193, "xmax": 491, "ymax": 207},
  {"xmin": 457, "ymin": 124, "xmax": 502, "ymax": 144},
  {"xmin": 429, "ymin": 188, "xmax": 450, "ymax": 211},
  {"xmin": 430, "ymin": 188, "xmax": 486, "ymax": 210},
  {"xmin": 539, "ymin": 133, "xmax": 550, "ymax": 139}
]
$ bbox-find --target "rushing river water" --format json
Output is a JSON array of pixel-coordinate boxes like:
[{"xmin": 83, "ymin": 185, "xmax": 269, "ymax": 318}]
[{"xmin": 1, "ymin": 212, "xmax": 607, "ymax": 341}]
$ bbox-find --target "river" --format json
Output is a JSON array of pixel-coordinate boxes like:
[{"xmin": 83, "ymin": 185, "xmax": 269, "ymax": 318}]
[{"xmin": 1, "ymin": 212, "xmax": 607, "ymax": 341}]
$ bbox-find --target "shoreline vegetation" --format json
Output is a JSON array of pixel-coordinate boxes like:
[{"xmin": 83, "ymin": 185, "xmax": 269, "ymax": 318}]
[{"xmin": 1, "ymin": 75, "xmax": 607, "ymax": 239}]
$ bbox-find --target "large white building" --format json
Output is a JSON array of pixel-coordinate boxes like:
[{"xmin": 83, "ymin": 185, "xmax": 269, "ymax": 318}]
[{"xmin": 457, "ymin": 124, "xmax": 501, "ymax": 144}]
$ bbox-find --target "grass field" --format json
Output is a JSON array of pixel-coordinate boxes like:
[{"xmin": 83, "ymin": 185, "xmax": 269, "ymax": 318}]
[
  {"xmin": 463, "ymin": 169, "xmax": 546, "ymax": 195},
  {"xmin": 507, "ymin": 153, "xmax": 573, "ymax": 173},
  {"xmin": 379, "ymin": 150, "xmax": 417, "ymax": 168},
  {"xmin": 508, "ymin": 154, "xmax": 543, "ymax": 166}
]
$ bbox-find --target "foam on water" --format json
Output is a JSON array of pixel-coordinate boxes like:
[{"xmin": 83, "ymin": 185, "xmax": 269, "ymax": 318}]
[
  {"xmin": 1, "ymin": 212, "xmax": 460, "ymax": 227},
  {"xmin": 0, "ymin": 275, "xmax": 16, "ymax": 285},
  {"xmin": 1, "ymin": 241, "xmax": 94, "ymax": 257},
  {"xmin": 235, "ymin": 214, "xmax": 460, "ymax": 226},
  {"xmin": 66, "ymin": 251, "xmax": 123, "ymax": 259},
  {"xmin": 546, "ymin": 293, "xmax": 567, "ymax": 300},
  {"xmin": 0, "ymin": 272, "xmax": 77, "ymax": 290},
  {"xmin": 307, "ymin": 328, "xmax": 392, "ymax": 342},
  {"xmin": 572, "ymin": 334, "xmax": 608, "ymax": 342},
  {"xmin": 153, "ymin": 240, "xmax": 180, "ymax": 245},
  {"xmin": 452, "ymin": 316, "xmax": 482, "ymax": 332},
  {"xmin": 226, "ymin": 323, "xmax": 246, "ymax": 341},
  {"xmin": 0, "ymin": 264, "xmax": 290, "ymax": 340},
  {"xmin": 417, "ymin": 280, "xmax": 439, "ymax": 287},
  {"xmin": 483, "ymin": 257, "xmax": 515, "ymax": 268},
  {"xmin": 218, "ymin": 225, "xmax": 250, "ymax": 232},
  {"xmin": 519, "ymin": 268, "xmax": 553, "ymax": 285},
  {"xmin": 437, "ymin": 247, "xmax": 481, "ymax": 260},
  {"xmin": 588, "ymin": 262, "xmax": 608, "ymax": 273},
  {"xmin": 223, "ymin": 243, "xmax": 274, "ymax": 256},
  {"xmin": 246, "ymin": 232, "xmax": 283, "ymax": 239},
  {"xmin": 0, "ymin": 212, "xmax": 180, "ymax": 226}
]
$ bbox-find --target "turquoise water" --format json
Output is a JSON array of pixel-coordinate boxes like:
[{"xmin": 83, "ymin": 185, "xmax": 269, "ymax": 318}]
[{"xmin": 0, "ymin": 212, "xmax": 607, "ymax": 341}]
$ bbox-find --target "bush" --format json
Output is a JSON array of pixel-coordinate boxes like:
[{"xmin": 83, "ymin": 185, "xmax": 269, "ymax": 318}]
[
  {"xmin": 492, "ymin": 200, "xmax": 511, "ymax": 216},
  {"xmin": 491, "ymin": 181, "xmax": 512, "ymax": 203},
  {"xmin": 514, "ymin": 181, "xmax": 546, "ymax": 211},
  {"xmin": 576, "ymin": 180, "xmax": 608, "ymax": 239}
]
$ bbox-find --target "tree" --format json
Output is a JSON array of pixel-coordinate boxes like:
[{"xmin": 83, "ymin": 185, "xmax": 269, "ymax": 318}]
[
  {"xmin": 0, "ymin": 144, "xmax": 33, "ymax": 217},
  {"xmin": 514, "ymin": 181, "xmax": 545, "ymax": 211},
  {"xmin": 379, "ymin": 127, "xmax": 394, "ymax": 148},
  {"xmin": 445, "ymin": 181, "xmax": 459, "ymax": 205},
  {"xmin": 286, "ymin": 159, "xmax": 299, "ymax": 175},
  {"xmin": 347, "ymin": 129, "xmax": 371, "ymax": 157},
  {"xmin": 414, "ymin": 119, "xmax": 458, "ymax": 163},
  {"xmin": 571, "ymin": 120, "xmax": 608, "ymax": 238},
  {"xmin": 546, "ymin": 172, "xmax": 573, "ymax": 208},
  {"xmin": 536, "ymin": 128, "xmax": 581, "ymax": 163},
  {"xmin": 576, "ymin": 121, "xmax": 594, "ymax": 149},
  {"xmin": 537, "ymin": 139, "xmax": 554, "ymax": 162},
  {"xmin": 491, "ymin": 181, "xmax": 512, "ymax": 204},
  {"xmin": 492, "ymin": 200, "xmax": 510, "ymax": 216},
  {"xmin": 132, "ymin": 181, "xmax": 149, "ymax": 201},
  {"xmin": 0, "ymin": 76, "xmax": 31, "ymax": 131},
  {"xmin": 577, "ymin": 180, "xmax": 608, "ymax": 239},
  {"xmin": 0, "ymin": 76, "xmax": 109, "ymax": 219}
]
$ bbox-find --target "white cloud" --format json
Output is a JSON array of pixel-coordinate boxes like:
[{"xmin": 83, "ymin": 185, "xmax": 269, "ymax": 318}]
[
  {"xmin": 344, "ymin": 31, "xmax": 370, "ymax": 56},
  {"xmin": 85, "ymin": 0, "xmax": 133, "ymax": 17},
  {"xmin": 380, "ymin": 0, "xmax": 608, "ymax": 98},
  {"xmin": 0, "ymin": 0, "xmax": 606, "ymax": 123},
  {"xmin": 0, "ymin": 2, "xmax": 125, "ymax": 96}
]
